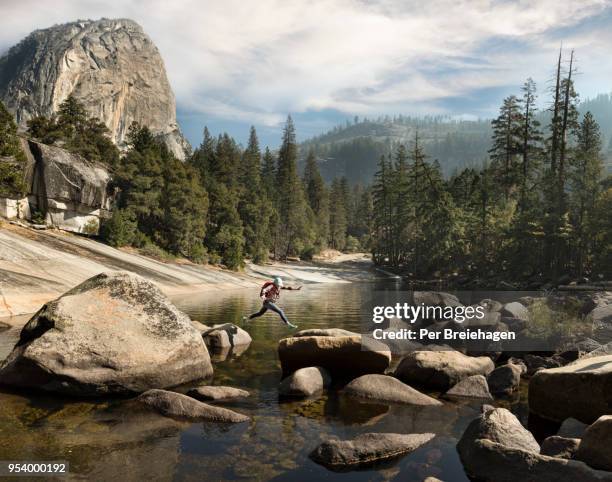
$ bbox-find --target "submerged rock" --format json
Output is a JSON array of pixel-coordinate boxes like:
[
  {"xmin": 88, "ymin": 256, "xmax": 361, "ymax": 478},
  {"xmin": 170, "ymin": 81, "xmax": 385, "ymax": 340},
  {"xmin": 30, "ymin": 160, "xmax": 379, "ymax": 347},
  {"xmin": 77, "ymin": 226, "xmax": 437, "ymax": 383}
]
[
  {"xmin": 0, "ymin": 272, "xmax": 213, "ymax": 396},
  {"xmin": 310, "ymin": 432, "xmax": 435, "ymax": 470},
  {"xmin": 137, "ymin": 389, "xmax": 250, "ymax": 423},
  {"xmin": 278, "ymin": 335, "xmax": 390, "ymax": 378},
  {"xmin": 343, "ymin": 374, "xmax": 442, "ymax": 406},
  {"xmin": 576, "ymin": 416, "xmax": 612, "ymax": 471},
  {"xmin": 541, "ymin": 436, "xmax": 581, "ymax": 459},
  {"xmin": 187, "ymin": 385, "xmax": 250, "ymax": 402},
  {"xmin": 279, "ymin": 366, "xmax": 331, "ymax": 397},
  {"xmin": 394, "ymin": 351, "xmax": 495, "ymax": 391},
  {"xmin": 444, "ymin": 375, "xmax": 493, "ymax": 401},
  {"xmin": 529, "ymin": 355, "xmax": 612, "ymax": 423}
]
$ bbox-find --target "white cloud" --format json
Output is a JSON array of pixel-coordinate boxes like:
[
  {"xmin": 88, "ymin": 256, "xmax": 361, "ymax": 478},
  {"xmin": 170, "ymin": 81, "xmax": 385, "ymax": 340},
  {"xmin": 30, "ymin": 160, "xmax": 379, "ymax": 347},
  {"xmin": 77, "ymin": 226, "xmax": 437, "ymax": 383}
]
[{"xmin": 1, "ymin": 0, "xmax": 611, "ymax": 126}]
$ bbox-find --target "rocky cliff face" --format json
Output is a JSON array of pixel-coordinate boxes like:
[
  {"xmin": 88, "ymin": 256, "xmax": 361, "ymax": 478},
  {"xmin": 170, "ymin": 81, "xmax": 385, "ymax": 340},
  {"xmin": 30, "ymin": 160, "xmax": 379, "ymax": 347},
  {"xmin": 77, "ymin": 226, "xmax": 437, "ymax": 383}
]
[
  {"xmin": 0, "ymin": 138, "xmax": 112, "ymax": 234},
  {"xmin": 0, "ymin": 18, "xmax": 189, "ymax": 159}
]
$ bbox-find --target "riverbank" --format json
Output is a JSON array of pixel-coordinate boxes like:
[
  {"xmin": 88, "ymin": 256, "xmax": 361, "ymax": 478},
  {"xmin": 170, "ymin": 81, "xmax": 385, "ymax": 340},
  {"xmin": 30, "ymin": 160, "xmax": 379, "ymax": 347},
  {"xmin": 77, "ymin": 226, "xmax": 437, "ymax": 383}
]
[{"xmin": 0, "ymin": 222, "xmax": 380, "ymax": 318}]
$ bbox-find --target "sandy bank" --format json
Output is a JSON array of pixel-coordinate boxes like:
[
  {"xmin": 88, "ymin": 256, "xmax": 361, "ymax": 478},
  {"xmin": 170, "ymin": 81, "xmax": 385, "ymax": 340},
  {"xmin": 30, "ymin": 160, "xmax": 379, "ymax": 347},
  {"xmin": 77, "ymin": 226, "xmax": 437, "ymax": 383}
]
[{"xmin": 0, "ymin": 223, "xmax": 380, "ymax": 318}]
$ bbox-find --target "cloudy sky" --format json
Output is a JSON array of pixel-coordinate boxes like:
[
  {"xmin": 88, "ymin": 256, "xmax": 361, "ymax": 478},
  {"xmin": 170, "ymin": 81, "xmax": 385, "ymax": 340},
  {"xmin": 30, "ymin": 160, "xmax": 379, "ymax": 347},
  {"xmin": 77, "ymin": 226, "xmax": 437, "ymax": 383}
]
[{"xmin": 2, "ymin": 0, "xmax": 612, "ymax": 147}]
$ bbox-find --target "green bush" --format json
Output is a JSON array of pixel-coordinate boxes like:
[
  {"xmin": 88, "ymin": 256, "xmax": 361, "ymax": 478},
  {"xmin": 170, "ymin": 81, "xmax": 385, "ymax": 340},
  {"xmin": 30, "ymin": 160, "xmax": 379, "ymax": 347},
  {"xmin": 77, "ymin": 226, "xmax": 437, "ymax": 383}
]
[
  {"xmin": 345, "ymin": 235, "xmax": 360, "ymax": 253},
  {"xmin": 99, "ymin": 209, "xmax": 137, "ymax": 247}
]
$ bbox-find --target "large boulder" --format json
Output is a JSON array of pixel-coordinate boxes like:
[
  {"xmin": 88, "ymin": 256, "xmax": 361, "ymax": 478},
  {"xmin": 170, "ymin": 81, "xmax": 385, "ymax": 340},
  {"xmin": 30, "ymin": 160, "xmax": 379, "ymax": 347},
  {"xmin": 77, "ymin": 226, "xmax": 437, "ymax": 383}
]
[
  {"xmin": 279, "ymin": 366, "xmax": 331, "ymax": 397},
  {"xmin": 0, "ymin": 272, "xmax": 213, "ymax": 396},
  {"xmin": 343, "ymin": 374, "xmax": 442, "ymax": 406},
  {"xmin": 310, "ymin": 432, "xmax": 435, "ymax": 470},
  {"xmin": 529, "ymin": 355, "xmax": 612, "ymax": 424},
  {"xmin": 576, "ymin": 416, "xmax": 612, "ymax": 471},
  {"xmin": 395, "ymin": 351, "xmax": 495, "ymax": 391},
  {"xmin": 591, "ymin": 305, "xmax": 612, "ymax": 343},
  {"xmin": 278, "ymin": 335, "xmax": 390, "ymax": 378},
  {"xmin": 187, "ymin": 386, "xmax": 250, "ymax": 402},
  {"xmin": 137, "ymin": 389, "xmax": 249, "ymax": 422},
  {"xmin": 457, "ymin": 408, "xmax": 612, "ymax": 481},
  {"xmin": 444, "ymin": 375, "xmax": 493, "ymax": 401}
]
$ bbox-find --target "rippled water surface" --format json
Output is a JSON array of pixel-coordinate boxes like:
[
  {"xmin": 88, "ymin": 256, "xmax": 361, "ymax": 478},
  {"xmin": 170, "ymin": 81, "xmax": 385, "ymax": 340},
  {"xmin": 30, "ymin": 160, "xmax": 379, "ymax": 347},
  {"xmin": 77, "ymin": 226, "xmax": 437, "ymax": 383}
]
[{"xmin": 0, "ymin": 283, "xmax": 530, "ymax": 481}]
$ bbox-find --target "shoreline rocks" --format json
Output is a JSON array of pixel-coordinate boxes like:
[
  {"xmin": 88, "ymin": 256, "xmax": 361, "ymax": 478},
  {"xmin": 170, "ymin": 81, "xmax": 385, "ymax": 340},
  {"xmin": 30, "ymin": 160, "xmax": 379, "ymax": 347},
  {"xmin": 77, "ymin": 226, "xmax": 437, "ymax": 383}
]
[
  {"xmin": 0, "ymin": 272, "xmax": 213, "ymax": 396},
  {"xmin": 137, "ymin": 389, "xmax": 250, "ymax": 423},
  {"xmin": 310, "ymin": 432, "xmax": 435, "ymax": 470},
  {"xmin": 343, "ymin": 374, "xmax": 442, "ymax": 406}
]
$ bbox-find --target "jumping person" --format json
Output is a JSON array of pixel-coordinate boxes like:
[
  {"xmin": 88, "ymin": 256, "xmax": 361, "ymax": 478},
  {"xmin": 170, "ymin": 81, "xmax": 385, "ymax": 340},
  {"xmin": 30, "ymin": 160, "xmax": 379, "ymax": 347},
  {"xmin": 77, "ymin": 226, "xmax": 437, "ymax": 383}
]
[{"xmin": 244, "ymin": 276, "xmax": 301, "ymax": 328}]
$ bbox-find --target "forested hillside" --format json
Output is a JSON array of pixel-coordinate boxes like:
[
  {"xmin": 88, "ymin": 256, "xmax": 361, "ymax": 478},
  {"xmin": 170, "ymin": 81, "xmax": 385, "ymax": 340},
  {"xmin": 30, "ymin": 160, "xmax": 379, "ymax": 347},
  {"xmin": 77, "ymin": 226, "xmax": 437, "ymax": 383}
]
[{"xmin": 302, "ymin": 93, "xmax": 612, "ymax": 184}]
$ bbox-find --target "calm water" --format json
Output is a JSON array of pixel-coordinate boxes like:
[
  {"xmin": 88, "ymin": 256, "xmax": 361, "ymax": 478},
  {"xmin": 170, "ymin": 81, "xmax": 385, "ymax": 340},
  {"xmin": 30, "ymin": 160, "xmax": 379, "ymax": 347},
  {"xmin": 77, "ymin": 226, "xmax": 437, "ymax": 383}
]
[{"xmin": 0, "ymin": 283, "xmax": 530, "ymax": 482}]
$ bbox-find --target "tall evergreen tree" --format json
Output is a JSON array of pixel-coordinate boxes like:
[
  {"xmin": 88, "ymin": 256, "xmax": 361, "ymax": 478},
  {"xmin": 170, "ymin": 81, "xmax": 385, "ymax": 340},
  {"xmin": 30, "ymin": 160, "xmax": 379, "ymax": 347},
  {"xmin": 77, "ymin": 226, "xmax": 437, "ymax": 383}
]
[
  {"xmin": 274, "ymin": 116, "xmax": 311, "ymax": 258},
  {"xmin": 303, "ymin": 149, "xmax": 329, "ymax": 249}
]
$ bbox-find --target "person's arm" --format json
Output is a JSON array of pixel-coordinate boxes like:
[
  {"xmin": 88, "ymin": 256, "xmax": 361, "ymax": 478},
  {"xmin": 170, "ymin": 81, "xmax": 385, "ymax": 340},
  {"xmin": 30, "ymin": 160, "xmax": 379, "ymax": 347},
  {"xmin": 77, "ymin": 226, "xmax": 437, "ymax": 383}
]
[{"xmin": 282, "ymin": 285, "xmax": 302, "ymax": 291}]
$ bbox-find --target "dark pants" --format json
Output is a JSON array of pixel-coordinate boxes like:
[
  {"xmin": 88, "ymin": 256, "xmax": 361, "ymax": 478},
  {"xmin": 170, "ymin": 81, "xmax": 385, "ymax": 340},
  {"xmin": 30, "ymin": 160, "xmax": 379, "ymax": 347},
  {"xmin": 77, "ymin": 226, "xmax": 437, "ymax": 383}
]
[{"xmin": 249, "ymin": 300, "xmax": 290, "ymax": 324}]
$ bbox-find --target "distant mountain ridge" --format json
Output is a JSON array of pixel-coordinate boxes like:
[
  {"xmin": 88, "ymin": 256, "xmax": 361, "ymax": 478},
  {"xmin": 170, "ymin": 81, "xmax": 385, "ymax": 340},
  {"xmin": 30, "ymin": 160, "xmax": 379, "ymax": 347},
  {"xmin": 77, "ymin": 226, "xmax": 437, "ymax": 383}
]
[
  {"xmin": 0, "ymin": 18, "xmax": 189, "ymax": 159},
  {"xmin": 302, "ymin": 95, "xmax": 612, "ymax": 184}
]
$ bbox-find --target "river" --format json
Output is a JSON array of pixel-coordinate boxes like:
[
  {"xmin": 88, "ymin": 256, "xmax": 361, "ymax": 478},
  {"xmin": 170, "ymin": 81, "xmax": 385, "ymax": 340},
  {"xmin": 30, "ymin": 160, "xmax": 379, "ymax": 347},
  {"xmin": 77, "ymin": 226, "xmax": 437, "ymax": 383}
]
[{"xmin": 0, "ymin": 282, "xmax": 532, "ymax": 481}]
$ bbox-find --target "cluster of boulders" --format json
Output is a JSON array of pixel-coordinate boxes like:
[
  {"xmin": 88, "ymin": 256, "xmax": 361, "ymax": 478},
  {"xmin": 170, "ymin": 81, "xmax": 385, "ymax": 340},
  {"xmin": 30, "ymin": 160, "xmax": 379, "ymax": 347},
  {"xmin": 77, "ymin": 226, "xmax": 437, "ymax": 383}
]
[
  {"xmin": 276, "ymin": 291, "xmax": 612, "ymax": 476},
  {"xmin": 0, "ymin": 271, "xmax": 251, "ymax": 423}
]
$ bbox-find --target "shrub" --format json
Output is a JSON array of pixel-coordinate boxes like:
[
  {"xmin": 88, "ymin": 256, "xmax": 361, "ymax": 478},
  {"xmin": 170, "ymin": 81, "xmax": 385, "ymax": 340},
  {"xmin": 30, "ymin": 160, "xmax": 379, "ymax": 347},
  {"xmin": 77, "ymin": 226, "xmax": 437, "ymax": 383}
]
[{"xmin": 99, "ymin": 209, "xmax": 137, "ymax": 247}]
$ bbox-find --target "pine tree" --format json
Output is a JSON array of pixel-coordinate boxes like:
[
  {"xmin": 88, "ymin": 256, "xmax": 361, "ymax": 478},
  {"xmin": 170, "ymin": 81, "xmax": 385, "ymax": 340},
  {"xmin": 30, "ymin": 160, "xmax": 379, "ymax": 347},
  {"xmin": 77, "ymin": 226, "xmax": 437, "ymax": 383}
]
[
  {"xmin": 489, "ymin": 95, "xmax": 522, "ymax": 200},
  {"xmin": 0, "ymin": 100, "xmax": 27, "ymax": 196},
  {"xmin": 274, "ymin": 116, "xmax": 311, "ymax": 258},
  {"xmin": 570, "ymin": 111, "xmax": 603, "ymax": 276},
  {"xmin": 303, "ymin": 149, "xmax": 329, "ymax": 250},
  {"xmin": 329, "ymin": 177, "xmax": 347, "ymax": 250}
]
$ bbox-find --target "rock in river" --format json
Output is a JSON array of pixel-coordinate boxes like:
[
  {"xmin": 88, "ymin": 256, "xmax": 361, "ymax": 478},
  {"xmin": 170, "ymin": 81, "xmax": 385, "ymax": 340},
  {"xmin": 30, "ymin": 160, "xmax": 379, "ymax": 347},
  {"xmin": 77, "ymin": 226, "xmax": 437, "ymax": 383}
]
[
  {"xmin": 137, "ymin": 389, "xmax": 250, "ymax": 422},
  {"xmin": 187, "ymin": 385, "xmax": 250, "ymax": 402},
  {"xmin": 395, "ymin": 351, "xmax": 495, "ymax": 391},
  {"xmin": 487, "ymin": 363, "xmax": 521, "ymax": 396},
  {"xmin": 310, "ymin": 432, "xmax": 435, "ymax": 470},
  {"xmin": 529, "ymin": 355, "xmax": 612, "ymax": 424},
  {"xmin": 279, "ymin": 366, "xmax": 331, "ymax": 397},
  {"xmin": 201, "ymin": 323, "xmax": 252, "ymax": 350},
  {"xmin": 444, "ymin": 375, "xmax": 493, "ymax": 401},
  {"xmin": 343, "ymin": 374, "xmax": 442, "ymax": 406},
  {"xmin": 576, "ymin": 415, "xmax": 612, "ymax": 471},
  {"xmin": 0, "ymin": 272, "xmax": 213, "ymax": 396},
  {"xmin": 457, "ymin": 408, "xmax": 612, "ymax": 482},
  {"xmin": 278, "ymin": 334, "xmax": 390, "ymax": 378}
]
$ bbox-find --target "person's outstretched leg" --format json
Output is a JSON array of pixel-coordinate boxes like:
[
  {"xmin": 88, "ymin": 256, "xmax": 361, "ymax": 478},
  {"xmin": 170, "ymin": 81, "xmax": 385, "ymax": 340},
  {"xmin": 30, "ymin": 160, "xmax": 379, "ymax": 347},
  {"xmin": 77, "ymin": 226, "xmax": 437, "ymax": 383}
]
[
  {"xmin": 266, "ymin": 302, "xmax": 297, "ymax": 328},
  {"xmin": 246, "ymin": 304, "xmax": 268, "ymax": 322}
]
